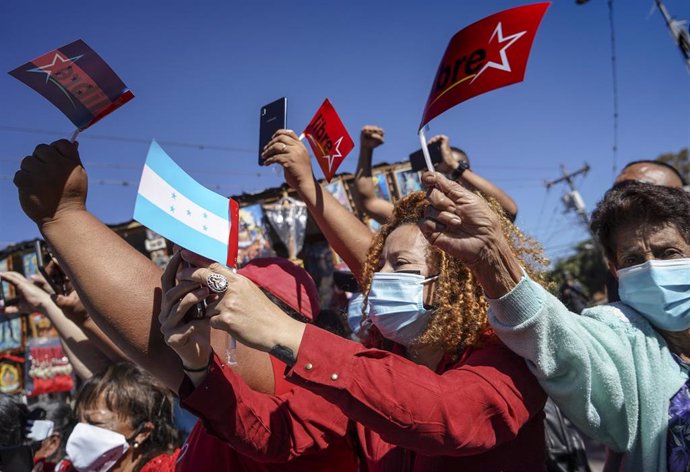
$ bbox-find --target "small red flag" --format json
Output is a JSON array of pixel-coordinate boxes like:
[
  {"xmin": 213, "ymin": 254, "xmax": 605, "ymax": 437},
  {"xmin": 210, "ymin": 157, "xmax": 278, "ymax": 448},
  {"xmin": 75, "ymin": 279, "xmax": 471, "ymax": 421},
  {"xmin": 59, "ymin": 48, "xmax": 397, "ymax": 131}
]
[
  {"xmin": 9, "ymin": 39, "xmax": 134, "ymax": 131},
  {"xmin": 303, "ymin": 99, "xmax": 354, "ymax": 182},
  {"xmin": 419, "ymin": 2, "xmax": 550, "ymax": 130}
]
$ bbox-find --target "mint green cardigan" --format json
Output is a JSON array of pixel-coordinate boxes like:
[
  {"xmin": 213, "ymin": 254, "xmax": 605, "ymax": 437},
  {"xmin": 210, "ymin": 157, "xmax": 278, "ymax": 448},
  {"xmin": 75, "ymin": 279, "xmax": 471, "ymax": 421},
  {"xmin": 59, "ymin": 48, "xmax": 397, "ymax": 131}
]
[{"xmin": 488, "ymin": 276, "xmax": 688, "ymax": 472}]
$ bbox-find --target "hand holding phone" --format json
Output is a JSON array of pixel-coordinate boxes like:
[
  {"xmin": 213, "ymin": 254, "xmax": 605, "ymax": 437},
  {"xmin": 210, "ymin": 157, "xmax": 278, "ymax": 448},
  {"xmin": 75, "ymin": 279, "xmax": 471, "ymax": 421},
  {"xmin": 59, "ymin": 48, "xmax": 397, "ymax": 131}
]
[
  {"xmin": 35, "ymin": 240, "xmax": 68, "ymax": 296},
  {"xmin": 258, "ymin": 97, "xmax": 287, "ymax": 165}
]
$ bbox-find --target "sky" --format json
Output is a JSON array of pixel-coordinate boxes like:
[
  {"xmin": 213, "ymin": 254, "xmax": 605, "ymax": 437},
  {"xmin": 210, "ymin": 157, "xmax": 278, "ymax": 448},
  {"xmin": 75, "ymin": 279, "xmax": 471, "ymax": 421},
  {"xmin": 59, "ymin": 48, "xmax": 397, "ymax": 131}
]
[{"xmin": 1, "ymin": 0, "xmax": 688, "ymax": 265}]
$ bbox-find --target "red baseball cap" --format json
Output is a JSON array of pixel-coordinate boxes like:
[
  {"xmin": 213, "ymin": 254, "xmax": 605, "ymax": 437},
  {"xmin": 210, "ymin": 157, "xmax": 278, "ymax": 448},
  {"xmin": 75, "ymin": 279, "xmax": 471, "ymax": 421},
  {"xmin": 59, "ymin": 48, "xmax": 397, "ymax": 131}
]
[{"xmin": 238, "ymin": 258, "xmax": 320, "ymax": 322}]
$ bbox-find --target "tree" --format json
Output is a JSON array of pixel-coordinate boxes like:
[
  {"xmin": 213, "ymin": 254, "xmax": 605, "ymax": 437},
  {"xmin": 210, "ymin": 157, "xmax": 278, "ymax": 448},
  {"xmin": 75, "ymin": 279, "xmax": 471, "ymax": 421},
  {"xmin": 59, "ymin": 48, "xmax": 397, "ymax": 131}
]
[
  {"xmin": 548, "ymin": 240, "xmax": 608, "ymax": 302},
  {"xmin": 656, "ymin": 148, "xmax": 690, "ymax": 182}
]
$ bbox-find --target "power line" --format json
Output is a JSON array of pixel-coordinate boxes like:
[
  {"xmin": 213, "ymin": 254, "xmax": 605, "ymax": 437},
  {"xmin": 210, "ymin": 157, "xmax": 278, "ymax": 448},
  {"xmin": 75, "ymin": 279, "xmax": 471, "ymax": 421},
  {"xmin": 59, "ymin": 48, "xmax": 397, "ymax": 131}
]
[
  {"xmin": 0, "ymin": 125, "xmax": 255, "ymax": 154},
  {"xmin": 608, "ymin": 0, "xmax": 620, "ymax": 177},
  {"xmin": 0, "ymin": 174, "xmax": 249, "ymax": 190}
]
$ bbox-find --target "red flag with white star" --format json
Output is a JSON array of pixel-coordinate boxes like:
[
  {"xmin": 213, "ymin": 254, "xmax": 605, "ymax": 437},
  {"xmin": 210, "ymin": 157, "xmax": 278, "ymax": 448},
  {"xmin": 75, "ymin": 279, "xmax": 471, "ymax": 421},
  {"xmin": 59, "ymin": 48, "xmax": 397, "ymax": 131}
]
[
  {"xmin": 9, "ymin": 39, "xmax": 134, "ymax": 131},
  {"xmin": 303, "ymin": 99, "xmax": 354, "ymax": 182},
  {"xmin": 419, "ymin": 2, "xmax": 549, "ymax": 130}
]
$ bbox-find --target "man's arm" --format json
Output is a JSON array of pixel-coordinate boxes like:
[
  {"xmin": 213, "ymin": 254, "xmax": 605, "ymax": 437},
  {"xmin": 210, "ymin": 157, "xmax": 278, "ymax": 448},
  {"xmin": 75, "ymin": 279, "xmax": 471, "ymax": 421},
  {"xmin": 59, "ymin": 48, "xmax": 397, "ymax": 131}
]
[
  {"xmin": 14, "ymin": 140, "xmax": 185, "ymax": 390},
  {"xmin": 352, "ymin": 125, "xmax": 394, "ymax": 224},
  {"xmin": 429, "ymin": 135, "xmax": 518, "ymax": 221}
]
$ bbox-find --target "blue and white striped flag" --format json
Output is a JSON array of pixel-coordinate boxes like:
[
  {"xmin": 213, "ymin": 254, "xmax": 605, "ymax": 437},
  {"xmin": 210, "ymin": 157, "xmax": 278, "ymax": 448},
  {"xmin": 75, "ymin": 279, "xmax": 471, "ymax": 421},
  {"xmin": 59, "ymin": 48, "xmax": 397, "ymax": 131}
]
[{"xmin": 133, "ymin": 140, "xmax": 239, "ymax": 266}]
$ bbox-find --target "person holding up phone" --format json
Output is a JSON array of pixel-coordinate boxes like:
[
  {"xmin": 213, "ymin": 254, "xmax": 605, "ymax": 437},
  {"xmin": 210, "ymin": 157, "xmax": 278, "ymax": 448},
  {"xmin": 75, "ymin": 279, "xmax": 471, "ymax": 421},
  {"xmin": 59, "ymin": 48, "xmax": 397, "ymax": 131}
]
[{"xmin": 353, "ymin": 126, "xmax": 518, "ymax": 224}]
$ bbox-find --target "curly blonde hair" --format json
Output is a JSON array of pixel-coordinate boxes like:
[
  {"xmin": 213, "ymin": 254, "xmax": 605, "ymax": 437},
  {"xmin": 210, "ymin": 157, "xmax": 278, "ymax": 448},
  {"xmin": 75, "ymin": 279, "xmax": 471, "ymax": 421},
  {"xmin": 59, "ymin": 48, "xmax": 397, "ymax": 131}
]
[{"xmin": 359, "ymin": 191, "xmax": 547, "ymax": 357}]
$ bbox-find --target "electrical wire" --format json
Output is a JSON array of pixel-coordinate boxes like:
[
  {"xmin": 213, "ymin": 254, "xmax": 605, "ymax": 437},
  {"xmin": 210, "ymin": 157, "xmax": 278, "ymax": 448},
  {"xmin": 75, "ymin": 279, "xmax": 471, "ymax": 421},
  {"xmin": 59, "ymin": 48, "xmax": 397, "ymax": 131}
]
[
  {"xmin": 0, "ymin": 125, "xmax": 255, "ymax": 154},
  {"xmin": 608, "ymin": 0, "xmax": 620, "ymax": 177}
]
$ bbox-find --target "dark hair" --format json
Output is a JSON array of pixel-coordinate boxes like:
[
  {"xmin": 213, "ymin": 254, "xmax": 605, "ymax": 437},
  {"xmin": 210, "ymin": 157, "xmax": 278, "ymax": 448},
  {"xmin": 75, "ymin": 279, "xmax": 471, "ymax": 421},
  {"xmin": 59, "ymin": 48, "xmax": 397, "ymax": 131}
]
[
  {"xmin": 450, "ymin": 146, "xmax": 469, "ymax": 164},
  {"xmin": 590, "ymin": 181, "xmax": 690, "ymax": 261},
  {"xmin": 621, "ymin": 159, "xmax": 686, "ymax": 185},
  {"xmin": 0, "ymin": 394, "xmax": 30, "ymax": 447},
  {"xmin": 75, "ymin": 363, "xmax": 179, "ymax": 471}
]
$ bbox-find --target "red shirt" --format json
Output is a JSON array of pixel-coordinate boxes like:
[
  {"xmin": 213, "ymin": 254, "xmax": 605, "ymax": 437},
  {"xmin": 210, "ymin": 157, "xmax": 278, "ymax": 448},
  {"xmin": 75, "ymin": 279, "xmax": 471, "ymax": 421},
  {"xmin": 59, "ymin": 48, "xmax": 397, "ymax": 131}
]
[
  {"xmin": 176, "ymin": 356, "xmax": 358, "ymax": 472},
  {"xmin": 181, "ymin": 324, "xmax": 546, "ymax": 471}
]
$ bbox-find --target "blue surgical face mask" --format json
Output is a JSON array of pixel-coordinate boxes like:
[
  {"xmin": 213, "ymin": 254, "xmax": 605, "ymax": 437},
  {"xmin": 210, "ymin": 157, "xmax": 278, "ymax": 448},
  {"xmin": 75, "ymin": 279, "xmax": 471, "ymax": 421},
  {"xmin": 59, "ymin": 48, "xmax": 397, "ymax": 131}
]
[
  {"xmin": 364, "ymin": 272, "xmax": 437, "ymax": 347},
  {"xmin": 617, "ymin": 258, "xmax": 690, "ymax": 332},
  {"xmin": 347, "ymin": 293, "xmax": 365, "ymax": 337}
]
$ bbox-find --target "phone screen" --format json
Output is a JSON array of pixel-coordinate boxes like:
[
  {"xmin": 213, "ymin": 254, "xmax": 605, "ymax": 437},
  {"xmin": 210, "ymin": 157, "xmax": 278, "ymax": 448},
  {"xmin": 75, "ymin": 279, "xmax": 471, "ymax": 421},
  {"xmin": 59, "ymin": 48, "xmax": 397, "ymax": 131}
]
[{"xmin": 258, "ymin": 97, "xmax": 287, "ymax": 165}]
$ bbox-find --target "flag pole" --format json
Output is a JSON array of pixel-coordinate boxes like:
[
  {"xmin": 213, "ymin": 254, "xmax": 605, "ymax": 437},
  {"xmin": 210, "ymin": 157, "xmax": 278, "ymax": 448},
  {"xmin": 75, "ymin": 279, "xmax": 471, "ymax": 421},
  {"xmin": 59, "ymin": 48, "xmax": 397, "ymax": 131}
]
[
  {"xmin": 69, "ymin": 128, "xmax": 81, "ymax": 143},
  {"xmin": 225, "ymin": 266, "xmax": 238, "ymax": 366},
  {"xmin": 298, "ymin": 133, "xmax": 305, "ymax": 141},
  {"xmin": 418, "ymin": 127, "xmax": 435, "ymax": 173}
]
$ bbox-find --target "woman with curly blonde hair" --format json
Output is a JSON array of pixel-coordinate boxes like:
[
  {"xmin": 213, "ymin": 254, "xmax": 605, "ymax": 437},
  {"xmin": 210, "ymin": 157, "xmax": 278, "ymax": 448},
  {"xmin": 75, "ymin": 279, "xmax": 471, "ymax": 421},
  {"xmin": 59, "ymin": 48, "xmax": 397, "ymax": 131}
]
[{"xmin": 163, "ymin": 130, "xmax": 549, "ymax": 471}]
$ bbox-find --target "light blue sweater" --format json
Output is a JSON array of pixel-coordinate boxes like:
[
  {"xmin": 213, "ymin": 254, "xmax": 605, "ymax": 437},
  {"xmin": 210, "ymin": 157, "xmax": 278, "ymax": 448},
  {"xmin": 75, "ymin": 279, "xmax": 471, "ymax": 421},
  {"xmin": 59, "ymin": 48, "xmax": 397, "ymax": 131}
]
[{"xmin": 488, "ymin": 276, "xmax": 688, "ymax": 472}]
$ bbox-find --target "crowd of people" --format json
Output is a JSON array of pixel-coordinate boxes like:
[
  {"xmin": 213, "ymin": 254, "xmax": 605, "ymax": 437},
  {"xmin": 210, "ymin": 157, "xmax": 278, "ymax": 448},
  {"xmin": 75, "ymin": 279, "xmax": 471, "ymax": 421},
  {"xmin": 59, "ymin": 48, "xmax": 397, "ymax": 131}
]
[{"xmin": 1, "ymin": 125, "xmax": 689, "ymax": 472}]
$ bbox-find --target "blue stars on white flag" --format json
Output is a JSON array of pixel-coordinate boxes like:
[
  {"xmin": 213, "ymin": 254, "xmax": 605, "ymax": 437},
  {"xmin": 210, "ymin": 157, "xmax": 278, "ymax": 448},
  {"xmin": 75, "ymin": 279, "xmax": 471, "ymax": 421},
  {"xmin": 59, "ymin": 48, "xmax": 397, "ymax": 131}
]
[{"xmin": 133, "ymin": 140, "xmax": 230, "ymax": 264}]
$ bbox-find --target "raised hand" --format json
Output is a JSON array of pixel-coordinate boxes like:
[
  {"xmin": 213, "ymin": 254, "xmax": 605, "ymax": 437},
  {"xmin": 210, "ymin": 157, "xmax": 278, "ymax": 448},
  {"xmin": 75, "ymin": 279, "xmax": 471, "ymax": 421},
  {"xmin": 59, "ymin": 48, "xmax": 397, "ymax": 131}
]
[
  {"xmin": 419, "ymin": 172, "xmax": 522, "ymax": 298},
  {"xmin": 261, "ymin": 129, "xmax": 315, "ymax": 192},
  {"xmin": 0, "ymin": 271, "xmax": 52, "ymax": 315},
  {"xmin": 360, "ymin": 125, "xmax": 385, "ymax": 151},
  {"xmin": 13, "ymin": 140, "xmax": 88, "ymax": 227},
  {"xmin": 427, "ymin": 135, "xmax": 456, "ymax": 174}
]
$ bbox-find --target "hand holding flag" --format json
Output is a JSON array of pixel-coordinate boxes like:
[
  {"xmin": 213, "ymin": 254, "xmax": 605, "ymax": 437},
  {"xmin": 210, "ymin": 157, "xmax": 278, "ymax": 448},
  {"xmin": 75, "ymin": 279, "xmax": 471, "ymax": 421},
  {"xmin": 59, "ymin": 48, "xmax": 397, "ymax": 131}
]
[
  {"xmin": 9, "ymin": 39, "xmax": 134, "ymax": 138},
  {"xmin": 302, "ymin": 99, "xmax": 354, "ymax": 182},
  {"xmin": 134, "ymin": 141, "xmax": 239, "ymax": 268}
]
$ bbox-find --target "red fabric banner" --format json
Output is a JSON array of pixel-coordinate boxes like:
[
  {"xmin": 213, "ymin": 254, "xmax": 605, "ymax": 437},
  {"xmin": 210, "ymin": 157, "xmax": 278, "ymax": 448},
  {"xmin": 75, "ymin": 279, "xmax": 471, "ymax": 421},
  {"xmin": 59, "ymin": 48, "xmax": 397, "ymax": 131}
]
[
  {"xmin": 419, "ymin": 2, "xmax": 550, "ymax": 130},
  {"xmin": 303, "ymin": 99, "xmax": 354, "ymax": 182},
  {"xmin": 9, "ymin": 39, "xmax": 134, "ymax": 131}
]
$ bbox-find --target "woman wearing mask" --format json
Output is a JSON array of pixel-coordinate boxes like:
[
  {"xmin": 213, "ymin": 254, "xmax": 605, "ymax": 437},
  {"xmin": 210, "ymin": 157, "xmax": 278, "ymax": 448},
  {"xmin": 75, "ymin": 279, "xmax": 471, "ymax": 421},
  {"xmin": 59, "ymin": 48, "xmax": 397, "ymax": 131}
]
[
  {"xmin": 65, "ymin": 363, "xmax": 179, "ymax": 472},
  {"xmin": 420, "ymin": 175, "xmax": 690, "ymax": 471},
  {"xmin": 161, "ymin": 131, "xmax": 548, "ymax": 470}
]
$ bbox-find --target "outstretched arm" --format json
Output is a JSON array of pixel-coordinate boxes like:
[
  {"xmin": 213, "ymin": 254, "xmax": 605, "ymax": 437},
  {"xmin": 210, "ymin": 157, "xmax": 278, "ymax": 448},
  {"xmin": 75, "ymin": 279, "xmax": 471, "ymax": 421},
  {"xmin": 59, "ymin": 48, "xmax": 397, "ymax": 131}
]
[
  {"xmin": 262, "ymin": 130, "xmax": 372, "ymax": 279},
  {"xmin": 13, "ymin": 140, "xmax": 186, "ymax": 390},
  {"xmin": 0, "ymin": 271, "xmax": 112, "ymax": 380},
  {"xmin": 429, "ymin": 135, "xmax": 518, "ymax": 221},
  {"xmin": 352, "ymin": 125, "xmax": 393, "ymax": 224}
]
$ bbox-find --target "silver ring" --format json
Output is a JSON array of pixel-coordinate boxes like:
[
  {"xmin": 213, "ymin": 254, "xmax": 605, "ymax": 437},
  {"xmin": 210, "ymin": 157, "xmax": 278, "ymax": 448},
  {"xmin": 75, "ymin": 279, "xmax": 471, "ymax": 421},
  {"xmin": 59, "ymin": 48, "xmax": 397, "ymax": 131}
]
[
  {"xmin": 281, "ymin": 143, "xmax": 287, "ymax": 153},
  {"xmin": 206, "ymin": 273, "xmax": 228, "ymax": 293}
]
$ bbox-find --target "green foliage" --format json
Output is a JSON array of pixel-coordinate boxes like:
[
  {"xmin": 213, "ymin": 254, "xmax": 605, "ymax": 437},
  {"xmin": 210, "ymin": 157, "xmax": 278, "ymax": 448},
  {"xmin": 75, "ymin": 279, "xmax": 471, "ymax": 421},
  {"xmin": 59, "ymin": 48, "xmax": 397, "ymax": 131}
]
[{"xmin": 548, "ymin": 240, "xmax": 608, "ymax": 298}]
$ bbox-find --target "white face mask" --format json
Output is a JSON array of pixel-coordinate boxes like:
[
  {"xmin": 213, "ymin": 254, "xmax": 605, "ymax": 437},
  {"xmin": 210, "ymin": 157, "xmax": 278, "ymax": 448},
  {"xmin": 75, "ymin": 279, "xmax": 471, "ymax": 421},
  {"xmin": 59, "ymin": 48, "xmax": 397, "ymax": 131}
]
[
  {"xmin": 66, "ymin": 423, "xmax": 130, "ymax": 472},
  {"xmin": 27, "ymin": 419, "xmax": 54, "ymax": 441}
]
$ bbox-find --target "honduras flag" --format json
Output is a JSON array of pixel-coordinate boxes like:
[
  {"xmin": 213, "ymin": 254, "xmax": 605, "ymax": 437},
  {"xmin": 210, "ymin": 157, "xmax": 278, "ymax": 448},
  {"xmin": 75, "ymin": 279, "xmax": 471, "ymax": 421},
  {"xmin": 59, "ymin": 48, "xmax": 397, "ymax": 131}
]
[{"xmin": 134, "ymin": 141, "xmax": 239, "ymax": 267}]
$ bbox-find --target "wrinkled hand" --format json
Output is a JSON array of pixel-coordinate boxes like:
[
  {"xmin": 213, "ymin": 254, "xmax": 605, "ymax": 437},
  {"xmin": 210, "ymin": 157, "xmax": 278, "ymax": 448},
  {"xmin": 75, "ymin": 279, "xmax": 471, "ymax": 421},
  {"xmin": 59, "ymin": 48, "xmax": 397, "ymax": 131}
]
[
  {"xmin": 0, "ymin": 271, "xmax": 52, "ymax": 315},
  {"xmin": 13, "ymin": 140, "xmax": 88, "ymax": 227},
  {"xmin": 360, "ymin": 125, "xmax": 384, "ymax": 151},
  {"xmin": 158, "ymin": 252, "xmax": 212, "ymax": 371},
  {"xmin": 427, "ymin": 135, "xmax": 457, "ymax": 174},
  {"xmin": 261, "ymin": 130, "xmax": 314, "ymax": 192},
  {"xmin": 178, "ymin": 250, "xmax": 304, "ymax": 354},
  {"xmin": 419, "ymin": 172, "xmax": 503, "ymax": 269}
]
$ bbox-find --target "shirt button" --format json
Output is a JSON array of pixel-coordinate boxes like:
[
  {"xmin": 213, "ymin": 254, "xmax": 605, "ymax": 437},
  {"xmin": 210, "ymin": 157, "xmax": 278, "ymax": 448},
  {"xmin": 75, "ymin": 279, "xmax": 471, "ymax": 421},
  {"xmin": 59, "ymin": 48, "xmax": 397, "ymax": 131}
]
[
  {"xmin": 331, "ymin": 373, "xmax": 339, "ymax": 381},
  {"xmin": 305, "ymin": 363, "xmax": 313, "ymax": 371}
]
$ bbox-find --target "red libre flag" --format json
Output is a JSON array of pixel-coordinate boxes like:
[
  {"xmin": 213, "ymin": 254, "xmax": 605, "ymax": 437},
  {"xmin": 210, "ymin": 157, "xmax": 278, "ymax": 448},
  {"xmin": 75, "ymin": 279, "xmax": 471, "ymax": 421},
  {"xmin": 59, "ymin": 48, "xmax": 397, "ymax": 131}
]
[
  {"xmin": 419, "ymin": 2, "xmax": 549, "ymax": 130},
  {"xmin": 303, "ymin": 99, "xmax": 354, "ymax": 182},
  {"xmin": 9, "ymin": 39, "xmax": 134, "ymax": 131}
]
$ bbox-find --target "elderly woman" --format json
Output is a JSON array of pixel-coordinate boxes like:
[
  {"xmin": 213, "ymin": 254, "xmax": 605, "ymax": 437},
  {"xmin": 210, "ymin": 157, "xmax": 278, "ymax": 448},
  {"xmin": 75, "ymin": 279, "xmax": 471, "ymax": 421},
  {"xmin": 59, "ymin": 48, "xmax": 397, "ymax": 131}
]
[
  {"xmin": 421, "ymin": 173, "xmax": 690, "ymax": 471},
  {"xmin": 162, "ymin": 131, "xmax": 548, "ymax": 470}
]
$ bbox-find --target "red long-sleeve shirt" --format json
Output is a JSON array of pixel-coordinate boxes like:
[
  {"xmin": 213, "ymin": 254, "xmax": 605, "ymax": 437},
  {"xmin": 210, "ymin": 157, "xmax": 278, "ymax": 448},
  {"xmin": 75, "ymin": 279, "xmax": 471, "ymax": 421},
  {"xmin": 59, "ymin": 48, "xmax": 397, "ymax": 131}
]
[
  {"xmin": 181, "ymin": 324, "xmax": 546, "ymax": 471},
  {"xmin": 176, "ymin": 356, "xmax": 358, "ymax": 472}
]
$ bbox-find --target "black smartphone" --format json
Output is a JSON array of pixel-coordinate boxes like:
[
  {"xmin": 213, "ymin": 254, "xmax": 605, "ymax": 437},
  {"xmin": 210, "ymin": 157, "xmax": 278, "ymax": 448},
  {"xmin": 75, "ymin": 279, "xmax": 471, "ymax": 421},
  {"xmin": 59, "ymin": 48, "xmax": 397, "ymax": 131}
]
[
  {"xmin": 258, "ymin": 97, "xmax": 287, "ymax": 165},
  {"xmin": 409, "ymin": 141, "xmax": 443, "ymax": 172},
  {"xmin": 35, "ymin": 240, "xmax": 68, "ymax": 296}
]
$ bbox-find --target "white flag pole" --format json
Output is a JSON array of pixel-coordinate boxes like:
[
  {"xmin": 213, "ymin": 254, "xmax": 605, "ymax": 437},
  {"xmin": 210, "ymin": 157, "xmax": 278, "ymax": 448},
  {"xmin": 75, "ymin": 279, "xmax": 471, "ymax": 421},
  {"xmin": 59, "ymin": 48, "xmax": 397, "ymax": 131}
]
[
  {"xmin": 418, "ymin": 127, "xmax": 435, "ymax": 173},
  {"xmin": 298, "ymin": 133, "xmax": 305, "ymax": 141},
  {"xmin": 69, "ymin": 128, "xmax": 81, "ymax": 143},
  {"xmin": 225, "ymin": 266, "xmax": 238, "ymax": 366}
]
